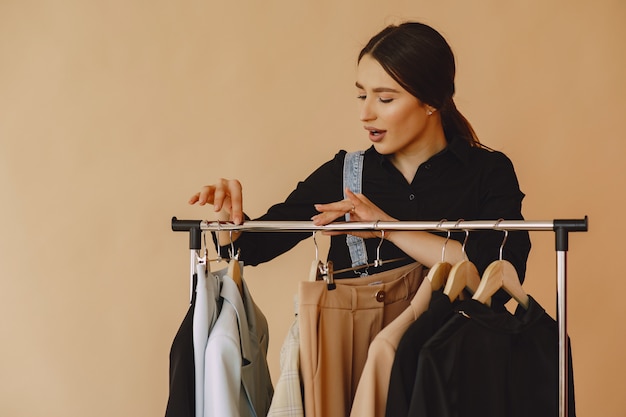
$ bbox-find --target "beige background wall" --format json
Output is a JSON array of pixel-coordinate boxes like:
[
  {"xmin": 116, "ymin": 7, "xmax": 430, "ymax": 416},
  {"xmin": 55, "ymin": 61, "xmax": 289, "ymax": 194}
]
[{"xmin": 1, "ymin": 1, "xmax": 624, "ymax": 416}]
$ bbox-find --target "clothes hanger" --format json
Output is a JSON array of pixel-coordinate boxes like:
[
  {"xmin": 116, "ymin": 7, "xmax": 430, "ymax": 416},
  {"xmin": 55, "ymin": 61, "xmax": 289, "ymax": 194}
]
[
  {"xmin": 443, "ymin": 225, "xmax": 481, "ymax": 302},
  {"xmin": 425, "ymin": 221, "xmax": 452, "ymax": 291},
  {"xmin": 195, "ymin": 234, "xmax": 210, "ymax": 271},
  {"xmin": 308, "ymin": 232, "xmax": 336, "ymax": 290},
  {"xmin": 309, "ymin": 231, "xmax": 324, "ymax": 281},
  {"xmin": 226, "ymin": 230, "xmax": 243, "ymax": 296},
  {"xmin": 332, "ymin": 226, "xmax": 407, "ymax": 276},
  {"xmin": 471, "ymin": 223, "xmax": 530, "ymax": 309},
  {"xmin": 197, "ymin": 231, "xmax": 228, "ymax": 272}
]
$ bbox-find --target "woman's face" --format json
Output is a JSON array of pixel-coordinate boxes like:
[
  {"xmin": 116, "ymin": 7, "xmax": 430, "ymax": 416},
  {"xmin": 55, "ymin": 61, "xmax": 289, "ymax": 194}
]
[{"xmin": 356, "ymin": 54, "xmax": 436, "ymax": 156}]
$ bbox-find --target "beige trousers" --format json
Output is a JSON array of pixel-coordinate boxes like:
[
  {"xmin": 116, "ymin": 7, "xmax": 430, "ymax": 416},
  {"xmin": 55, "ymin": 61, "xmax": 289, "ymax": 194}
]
[{"xmin": 298, "ymin": 263, "xmax": 425, "ymax": 417}]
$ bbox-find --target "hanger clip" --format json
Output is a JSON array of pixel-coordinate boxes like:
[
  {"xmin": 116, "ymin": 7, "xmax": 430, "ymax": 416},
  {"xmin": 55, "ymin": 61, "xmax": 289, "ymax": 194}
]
[{"xmin": 320, "ymin": 261, "xmax": 335, "ymax": 290}]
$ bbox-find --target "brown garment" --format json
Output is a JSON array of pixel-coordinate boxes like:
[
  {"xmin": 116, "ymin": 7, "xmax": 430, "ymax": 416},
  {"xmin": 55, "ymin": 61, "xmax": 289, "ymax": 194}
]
[
  {"xmin": 349, "ymin": 277, "xmax": 432, "ymax": 417},
  {"xmin": 298, "ymin": 263, "xmax": 425, "ymax": 417}
]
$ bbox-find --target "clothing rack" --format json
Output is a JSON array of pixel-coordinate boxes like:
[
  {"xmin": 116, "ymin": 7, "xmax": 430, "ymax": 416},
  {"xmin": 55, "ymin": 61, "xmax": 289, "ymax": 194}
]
[{"xmin": 171, "ymin": 216, "xmax": 588, "ymax": 417}]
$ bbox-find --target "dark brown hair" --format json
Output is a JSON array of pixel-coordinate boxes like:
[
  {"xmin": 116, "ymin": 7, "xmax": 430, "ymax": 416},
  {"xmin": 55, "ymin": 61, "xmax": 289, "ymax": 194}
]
[{"xmin": 359, "ymin": 22, "xmax": 480, "ymax": 146}]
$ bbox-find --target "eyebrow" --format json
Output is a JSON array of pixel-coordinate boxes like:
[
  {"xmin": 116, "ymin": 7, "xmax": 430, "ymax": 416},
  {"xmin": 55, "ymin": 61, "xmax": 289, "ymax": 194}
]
[{"xmin": 355, "ymin": 82, "xmax": 401, "ymax": 93}]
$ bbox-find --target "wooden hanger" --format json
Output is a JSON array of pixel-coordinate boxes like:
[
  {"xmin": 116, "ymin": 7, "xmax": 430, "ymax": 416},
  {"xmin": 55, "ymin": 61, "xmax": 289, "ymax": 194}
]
[
  {"xmin": 228, "ymin": 257, "xmax": 243, "ymax": 296},
  {"xmin": 443, "ymin": 229, "xmax": 481, "ymax": 301},
  {"xmin": 426, "ymin": 226, "xmax": 453, "ymax": 291},
  {"xmin": 471, "ymin": 229, "xmax": 529, "ymax": 309},
  {"xmin": 427, "ymin": 262, "xmax": 452, "ymax": 291},
  {"xmin": 444, "ymin": 260, "xmax": 481, "ymax": 301}
]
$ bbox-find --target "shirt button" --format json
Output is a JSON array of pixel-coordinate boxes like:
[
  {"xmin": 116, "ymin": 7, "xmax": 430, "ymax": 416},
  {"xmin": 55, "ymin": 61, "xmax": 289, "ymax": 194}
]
[
  {"xmin": 375, "ymin": 290, "xmax": 386, "ymax": 302},
  {"xmin": 409, "ymin": 194, "xmax": 415, "ymax": 201}
]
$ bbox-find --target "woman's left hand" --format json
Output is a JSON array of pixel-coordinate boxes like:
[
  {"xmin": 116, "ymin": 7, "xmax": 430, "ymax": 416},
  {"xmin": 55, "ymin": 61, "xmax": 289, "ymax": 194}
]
[{"xmin": 312, "ymin": 188, "xmax": 396, "ymax": 239}]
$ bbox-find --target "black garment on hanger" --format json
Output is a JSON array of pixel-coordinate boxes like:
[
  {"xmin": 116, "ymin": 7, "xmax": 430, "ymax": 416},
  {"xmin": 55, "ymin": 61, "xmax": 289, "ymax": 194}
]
[
  {"xmin": 165, "ymin": 274, "xmax": 197, "ymax": 417},
  {"xmin": 385, "ymin": 291, "xmax": 457, "ymax": 417},
  {"xmin": 408, "ymin": 296, "xmax": 576, "ymax": 417}
]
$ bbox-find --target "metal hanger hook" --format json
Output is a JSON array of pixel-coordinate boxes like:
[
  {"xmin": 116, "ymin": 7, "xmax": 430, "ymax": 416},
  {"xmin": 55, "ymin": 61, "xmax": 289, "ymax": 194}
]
[
  {"xmin": 453, "ymin": 219, "xmax": 469, "ymax": 259},
  {"xmin": 202, "ymin": 231, "xmax": 209, "ymax": 262},
  {"xmin": 462, "ymin": 229, "xmax": 470, "ymax": 259},
  {"xmin": 436, "ymin": 219, "xmax": 449, "ymax": 262},
  {"xmin": 312, "ymin": 231, "xmax": 319, "ymax": 262},
  {"xmin": 494, "ymin": 218, "xmax": 508, "ymax": 260},
  {"xmin": 374, "ymin": 220, "xmax": 384, "ymax": 267},
  {"xmin": 214, "ymin": 221, "xmax": 224, "ymax": 262},
  {"xmin": 228, "ymin": 230, "xmax": 238, "ymax": 260}
]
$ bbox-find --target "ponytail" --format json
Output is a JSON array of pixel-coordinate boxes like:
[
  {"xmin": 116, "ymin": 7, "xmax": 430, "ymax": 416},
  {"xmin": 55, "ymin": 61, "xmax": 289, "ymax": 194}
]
[{"xmin": 440, "ymin": 99, "xmax": 481, "ymax": 147}]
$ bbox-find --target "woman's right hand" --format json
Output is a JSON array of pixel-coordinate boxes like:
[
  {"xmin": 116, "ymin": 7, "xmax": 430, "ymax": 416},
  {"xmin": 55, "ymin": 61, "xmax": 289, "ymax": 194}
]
[{"xmin": 188, "ymin": 178, "xmax": 244, "ymax": 225}]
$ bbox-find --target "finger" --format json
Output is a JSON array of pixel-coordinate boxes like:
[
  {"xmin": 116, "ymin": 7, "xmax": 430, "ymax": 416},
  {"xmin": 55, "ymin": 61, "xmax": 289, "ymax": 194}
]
[
  {"xmin": 311, "ymin": 210, "xmax": 346, "ymax": 226},
  {"xmin": 197, "ymin": 186, "xmax": 216, "ymax": 206},
  {"xmin": 345, "ymin": 188, "xmax": 366, "ymax": 207},
  {"xmin": 188, "ymin": 192, "xmax": 200, "ymax": 205},
  {"xmin": 226, "ymin": 179, "xmax": 244, "ymax": 224},
  {"xmin": 314, "ymin": 202, "xmax": 339, "ymax": 212},
  {"xmin": 348, "ymin": 210, "xmax": 362, "ymax": 221},
  {"xmin": 315, "ymin": 200, "xmax": 354, "ymax": 215},
  {"xmin": 213, "ymin": 183, "xmax": 226, "ymax": 211},
  {"xmin": 321, "ymin": 230, "xmax": 347, "ymax": 236}
]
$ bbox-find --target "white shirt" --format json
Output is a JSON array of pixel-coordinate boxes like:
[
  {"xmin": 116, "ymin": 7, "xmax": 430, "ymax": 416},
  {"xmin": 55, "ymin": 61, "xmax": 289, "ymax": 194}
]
[{"xmin": 204, "ymin": 269, "xmax": 273, "ymax": 417}]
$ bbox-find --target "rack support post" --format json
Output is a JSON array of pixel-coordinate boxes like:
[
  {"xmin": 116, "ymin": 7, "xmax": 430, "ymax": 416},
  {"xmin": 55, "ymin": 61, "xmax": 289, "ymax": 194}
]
[{"xmin": 188, "ymin": 226, "xmax": 202, "ymax": 303}]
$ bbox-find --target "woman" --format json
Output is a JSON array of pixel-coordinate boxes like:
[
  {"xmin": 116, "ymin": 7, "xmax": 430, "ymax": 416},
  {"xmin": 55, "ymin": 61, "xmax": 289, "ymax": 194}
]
[
  {"xmin": 189, "ymin": 22, "xmax": 533, "ymax": 417},
  {"xmin": 189, "ymin": 22, "xmax": 531, "ymax": 302}
]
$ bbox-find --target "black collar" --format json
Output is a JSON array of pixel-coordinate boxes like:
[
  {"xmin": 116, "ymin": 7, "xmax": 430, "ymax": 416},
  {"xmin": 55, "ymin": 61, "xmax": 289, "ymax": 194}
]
[{"xmin": 367, "ymin": 135, "xmax": 473, "ymax": 167}]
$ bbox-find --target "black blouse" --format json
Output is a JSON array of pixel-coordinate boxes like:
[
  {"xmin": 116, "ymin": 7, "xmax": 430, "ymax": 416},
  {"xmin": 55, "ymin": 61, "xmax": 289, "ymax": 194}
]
[{"xmin": 221, "ymin": 137, "xmax": 531, "ymax": 306}]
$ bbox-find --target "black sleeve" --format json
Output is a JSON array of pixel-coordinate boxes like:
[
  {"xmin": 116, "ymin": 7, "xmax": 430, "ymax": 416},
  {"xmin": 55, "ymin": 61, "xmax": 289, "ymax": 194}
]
[{"xmin": 217, "ymin": 150, "xmax": 347, "ymax": 266}]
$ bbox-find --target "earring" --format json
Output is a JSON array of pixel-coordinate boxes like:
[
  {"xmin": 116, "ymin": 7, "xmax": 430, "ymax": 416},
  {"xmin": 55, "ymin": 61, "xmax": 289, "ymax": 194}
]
[{"xmin": 427, "ymin": 109, "xmax": 433, "ymax": 116}]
